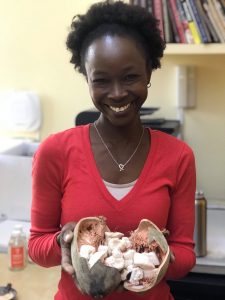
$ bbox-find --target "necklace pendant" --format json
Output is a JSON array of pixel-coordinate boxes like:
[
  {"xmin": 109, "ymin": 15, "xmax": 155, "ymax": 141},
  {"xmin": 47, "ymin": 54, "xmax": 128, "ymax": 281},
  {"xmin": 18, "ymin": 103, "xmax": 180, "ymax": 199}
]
[
  {"xmin": 94, "ymin": 122, "xmax": 145, "ymax": 173},
  {"xmin": 119, "ymin": 164, "xmax": 125, "ymax": 172}
]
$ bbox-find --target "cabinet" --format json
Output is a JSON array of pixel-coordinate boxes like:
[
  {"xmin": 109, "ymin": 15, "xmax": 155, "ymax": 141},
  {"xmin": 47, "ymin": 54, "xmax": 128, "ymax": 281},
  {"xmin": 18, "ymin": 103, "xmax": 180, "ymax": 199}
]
[{"xmin": 167, "ymin": 272, "xmax": 225, "ymax": 300}]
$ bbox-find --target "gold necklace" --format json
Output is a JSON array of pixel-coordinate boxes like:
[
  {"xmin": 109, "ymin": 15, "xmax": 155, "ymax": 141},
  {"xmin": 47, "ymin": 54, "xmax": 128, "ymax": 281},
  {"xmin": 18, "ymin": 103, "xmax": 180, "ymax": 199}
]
[{"xmin": 94, "ymin": 122, "xmax": 145, "ymax": 172}]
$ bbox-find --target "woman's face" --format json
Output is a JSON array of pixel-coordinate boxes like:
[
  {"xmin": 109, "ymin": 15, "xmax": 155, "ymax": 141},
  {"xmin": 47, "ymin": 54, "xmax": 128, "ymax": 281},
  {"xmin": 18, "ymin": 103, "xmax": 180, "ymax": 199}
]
[{"xmin": 85, "ymin": 35, "xmax": 151, "ymax": 126}]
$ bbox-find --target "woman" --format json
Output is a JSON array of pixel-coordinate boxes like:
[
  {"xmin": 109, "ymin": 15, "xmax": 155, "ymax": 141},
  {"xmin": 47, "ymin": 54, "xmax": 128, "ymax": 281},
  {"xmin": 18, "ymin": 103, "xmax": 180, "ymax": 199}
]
[{"xmin": 28, "ymin": 1, "xmax": 196, "ymax": 299}]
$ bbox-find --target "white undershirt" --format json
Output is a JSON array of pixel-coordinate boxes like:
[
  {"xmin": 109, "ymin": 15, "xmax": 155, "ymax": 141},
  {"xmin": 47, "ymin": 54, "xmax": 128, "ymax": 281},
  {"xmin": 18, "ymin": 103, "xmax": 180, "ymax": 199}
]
[{"xmin": 103, "ymin": 179, "xmax": 137, "ymax": 200}]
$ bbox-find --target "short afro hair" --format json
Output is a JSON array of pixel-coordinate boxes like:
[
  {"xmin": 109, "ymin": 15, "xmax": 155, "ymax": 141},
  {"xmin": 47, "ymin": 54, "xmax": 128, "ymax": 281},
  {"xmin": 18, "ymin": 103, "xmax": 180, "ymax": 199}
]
[{"xmin": 66, "ymin": 1, "xmax": 166, "ymax": 75}]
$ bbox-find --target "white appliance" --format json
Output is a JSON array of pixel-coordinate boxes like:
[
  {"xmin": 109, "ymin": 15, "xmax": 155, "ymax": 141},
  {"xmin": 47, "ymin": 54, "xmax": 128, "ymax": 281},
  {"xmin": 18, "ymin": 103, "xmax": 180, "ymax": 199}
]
[
  {"xmin": 0, "ymin": 140, "xmax": 39, "ymax": 221},
  {"xmin": 0, "ymin": 91, "xmax": 41, "ymax": 252},
  {"xmin": 0, "ymin": 90, "xmax": 41, "ymax": 132}
]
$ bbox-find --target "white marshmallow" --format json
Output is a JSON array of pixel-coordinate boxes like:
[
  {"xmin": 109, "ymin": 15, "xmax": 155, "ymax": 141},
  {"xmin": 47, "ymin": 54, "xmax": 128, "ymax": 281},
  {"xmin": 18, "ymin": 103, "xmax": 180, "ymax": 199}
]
[
  {"xmin": 88, "ymin": 251, "xmax": 107, "ymax": 269},
  {"xmin": 97, "ymin": 245, "xmax": 108, "ymax": 255},
  {"xmin": 104, "ymin": 255, "xmax": 115, "ymax": 267},
  {"xmin": 105, "ymin": 232, "xmax": 124, "ymax": 242},
  {"xmin": 127, "ymin": 264, "xmax": 135, "ymax": 272},
  {"xmin": 124, "ymin": 258, "xmax": 134, "ymax": 268},
  {"xmin": 79, "ymin": 245, "xmax": 96, "ymax": 260},
  {"xmin": 104, "ymin": 255, "xmax": 125, "ymax": 270},
  {"xmin": 113, "ymin": 257, "xmax": 125, "ymax": 270},
  {"xmin": 112, "ymin": 248, "xmax": 123, "ymax": 258},
  {"xmin": 108, "ymin": 238, "xmax": 126, "ymax": 252},
  {"xmin": 133, "ymin": 252, "xmax": 155, "ymax": 270},
  {"xmin": 108, "ymin": 238, "xmax": 120, "ymax": 249},
  {"xmin": 129, "ymin": 267, "xmax": 144, "ymax": 285},
  {"xmin": 144, "ymin": 252, "xmax": 160, "ymax": 266},
  {"xmin": 121, "ymin": 237, "xmax": 132, "ymax": 249},
  {"xmin": 123, "ymin": 249, "xmax": 135, "ymax": 260}
]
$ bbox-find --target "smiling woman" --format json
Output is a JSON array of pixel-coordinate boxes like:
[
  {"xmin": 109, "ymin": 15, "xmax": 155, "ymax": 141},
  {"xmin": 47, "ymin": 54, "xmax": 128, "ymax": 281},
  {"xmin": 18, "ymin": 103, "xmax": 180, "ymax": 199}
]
[
  {"xmin": 28, "ymin": 1, "xmax": 196, "ymax": 300},
  {"xmin": 85, "ymin": 35, "xmax": 150, "ymax": 130}
]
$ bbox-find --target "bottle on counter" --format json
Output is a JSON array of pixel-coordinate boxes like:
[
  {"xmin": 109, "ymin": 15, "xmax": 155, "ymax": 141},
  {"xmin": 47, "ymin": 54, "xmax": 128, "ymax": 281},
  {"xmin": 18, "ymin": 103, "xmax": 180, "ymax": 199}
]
[
  {"xmin": 8, "ymin": 229, "xmax": 27, "ymax": 271},
  {"xmin": 194, "ymin": 190, "xmax": 207, "ymax": 257},
  {"xmin": 14, "ymin": 223, "xmax": 34, "ymax": 264},
  {"xmin": 14, "ymin": 223, "xmax": 28, "ymax": 262},
  {"xmin": 13, "ymin": 224, "xmax": 27, "ymax": 241}
]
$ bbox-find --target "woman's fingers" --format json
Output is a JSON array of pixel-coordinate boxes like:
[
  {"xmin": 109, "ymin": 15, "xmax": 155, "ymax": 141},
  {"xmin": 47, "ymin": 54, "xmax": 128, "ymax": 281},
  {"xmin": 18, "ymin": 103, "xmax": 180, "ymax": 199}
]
[
  {"xmin": 61, "ymin": 241, "xmax": 75, "ymax": 275},
  {"xmin": 59, "ymin": 222, "xmax": 76, "ymax": 275},
  {"xmin": 62, "ymin": 230, "xmax": 74, "ymax": 243}
]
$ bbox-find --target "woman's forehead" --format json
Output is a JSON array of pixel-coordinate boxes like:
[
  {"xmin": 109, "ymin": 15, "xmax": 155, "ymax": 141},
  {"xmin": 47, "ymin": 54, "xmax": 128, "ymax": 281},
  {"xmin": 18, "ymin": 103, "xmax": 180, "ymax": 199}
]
[
  {"xmin": 84, "ymin": 35, "xmax": 147, "ymax": 76},
  {"xmin": 85, "ymin": 35, "xmax": 145, "ymax": 62}
]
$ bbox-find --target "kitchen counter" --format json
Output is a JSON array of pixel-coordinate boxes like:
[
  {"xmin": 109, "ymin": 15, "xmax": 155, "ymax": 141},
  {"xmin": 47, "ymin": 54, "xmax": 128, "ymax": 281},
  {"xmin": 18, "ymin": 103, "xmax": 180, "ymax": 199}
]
[
  {"xmin": 192, "ymin": 251, "xmax": 225, "ymax": 275},
  {"xmin": 1, "ymin": 253, "xmax": 225, "ymax": 300},
  {"xmin": 0, "ymin": 253, "xmax": 60, "ymax": 299}
]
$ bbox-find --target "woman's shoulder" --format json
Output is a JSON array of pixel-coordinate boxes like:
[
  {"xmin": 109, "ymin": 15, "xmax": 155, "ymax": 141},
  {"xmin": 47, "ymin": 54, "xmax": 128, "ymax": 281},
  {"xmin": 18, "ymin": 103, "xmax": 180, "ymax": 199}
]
[
  {"xmin": 35, "ymin": 125, "xmax": 89, "ymax": 156},
  {"xmin": 42, "ymin": 125, "xmax": 88, "ymax": 145},
  {"xmin": 150, "ymin": 129, "xmax": 194, "ymax": 155}
]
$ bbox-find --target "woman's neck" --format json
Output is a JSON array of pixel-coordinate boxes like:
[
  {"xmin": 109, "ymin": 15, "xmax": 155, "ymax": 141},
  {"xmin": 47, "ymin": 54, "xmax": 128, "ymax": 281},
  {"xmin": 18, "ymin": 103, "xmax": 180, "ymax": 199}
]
[{"xmin": 95, "ymin": 114, "xmax": 143, "ymax": 144}]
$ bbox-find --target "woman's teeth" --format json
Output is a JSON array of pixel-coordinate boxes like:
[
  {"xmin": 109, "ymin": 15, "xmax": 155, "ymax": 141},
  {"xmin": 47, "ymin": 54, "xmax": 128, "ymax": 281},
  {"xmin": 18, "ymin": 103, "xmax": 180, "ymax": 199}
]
[{"xmin": 110, "ymin": 103, "xmax": 130, "ymax": 112}]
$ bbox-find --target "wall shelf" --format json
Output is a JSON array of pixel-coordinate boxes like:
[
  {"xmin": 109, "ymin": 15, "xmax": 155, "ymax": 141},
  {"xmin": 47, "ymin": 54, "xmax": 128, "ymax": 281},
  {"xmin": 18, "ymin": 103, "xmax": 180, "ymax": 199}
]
[{"xmin": 165, "ymin": 44, "xmax": 225, "ymax": 55}]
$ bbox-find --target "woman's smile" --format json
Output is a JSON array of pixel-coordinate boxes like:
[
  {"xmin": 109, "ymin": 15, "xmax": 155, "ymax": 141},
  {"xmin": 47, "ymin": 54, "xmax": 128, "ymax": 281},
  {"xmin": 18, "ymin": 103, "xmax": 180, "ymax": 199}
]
[{"xmin": 109, "ymin": 103, "xmax": 131, "ymax": 112}]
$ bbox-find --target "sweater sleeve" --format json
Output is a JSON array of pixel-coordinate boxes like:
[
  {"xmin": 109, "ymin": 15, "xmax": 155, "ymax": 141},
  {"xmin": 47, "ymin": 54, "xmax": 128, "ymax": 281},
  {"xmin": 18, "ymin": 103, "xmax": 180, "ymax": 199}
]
[
  {"xmin": 165, "ymin": 143, "xmax": 196, "ymax": 279},
  {"xmin": 28, "ymin": 134, "xmax": 63, "ymax": 267}
]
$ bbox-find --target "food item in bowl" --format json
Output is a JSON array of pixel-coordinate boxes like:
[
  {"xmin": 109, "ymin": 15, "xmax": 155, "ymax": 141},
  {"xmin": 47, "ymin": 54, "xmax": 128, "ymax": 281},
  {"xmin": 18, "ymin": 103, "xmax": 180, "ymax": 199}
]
[
  {"xmin": 71, "ymin": 216, "xmax": 170, "ymax": 298},
  {"xmin": 124, "ymin": 219, "xmax": 170, "ymax": 292}
]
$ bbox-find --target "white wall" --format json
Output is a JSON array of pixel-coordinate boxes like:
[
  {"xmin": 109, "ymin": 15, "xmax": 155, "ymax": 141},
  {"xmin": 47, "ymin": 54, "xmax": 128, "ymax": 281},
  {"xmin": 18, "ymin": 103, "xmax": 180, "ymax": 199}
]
[{"xmin": 0, "ymin": 0, "xmax": 225, "ymax": 202}]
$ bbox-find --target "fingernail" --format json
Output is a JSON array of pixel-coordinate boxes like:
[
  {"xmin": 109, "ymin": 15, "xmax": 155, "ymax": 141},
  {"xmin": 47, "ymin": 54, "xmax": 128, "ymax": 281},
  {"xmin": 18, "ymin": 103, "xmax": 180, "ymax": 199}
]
[{"xmin": 64, "ymin": 233, "xmax": 71, "ymax": 241}]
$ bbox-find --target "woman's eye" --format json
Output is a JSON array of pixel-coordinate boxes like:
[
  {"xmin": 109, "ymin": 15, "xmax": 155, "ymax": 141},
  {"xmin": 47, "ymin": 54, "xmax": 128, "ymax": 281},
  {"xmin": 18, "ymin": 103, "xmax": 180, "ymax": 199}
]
[
  {"xmin": 92, "ymin": 78, "xmax": 108, "ymax": 85},
  {"xmin": 124, "ymin": 74, "xmax": 138, "ymax": 82}
]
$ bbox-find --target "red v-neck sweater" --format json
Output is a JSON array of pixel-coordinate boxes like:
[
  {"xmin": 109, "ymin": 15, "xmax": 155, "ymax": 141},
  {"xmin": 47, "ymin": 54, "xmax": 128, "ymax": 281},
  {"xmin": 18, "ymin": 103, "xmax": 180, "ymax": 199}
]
[{"xmin": 29, "ymin": 125, "xmax": 196, "ymax": 300}]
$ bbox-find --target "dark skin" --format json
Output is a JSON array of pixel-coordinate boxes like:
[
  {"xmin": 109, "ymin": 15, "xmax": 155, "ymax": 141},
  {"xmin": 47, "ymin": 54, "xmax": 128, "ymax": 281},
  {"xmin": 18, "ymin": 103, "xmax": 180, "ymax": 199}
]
[
  {"xmin": 58, "ymin": 34, "xmax": 175, "ymax": 289},
  {"xmin": 86, "ymin": 35, "xmax": 151, "ymax": 184}
]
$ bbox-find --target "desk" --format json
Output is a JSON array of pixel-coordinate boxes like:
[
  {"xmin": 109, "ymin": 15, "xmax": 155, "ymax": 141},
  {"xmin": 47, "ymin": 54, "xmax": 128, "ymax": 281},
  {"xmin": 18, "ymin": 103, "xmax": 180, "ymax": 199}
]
[{"xmin": 0, "ymin": 253, "xmax": 60, "ymax": 299}]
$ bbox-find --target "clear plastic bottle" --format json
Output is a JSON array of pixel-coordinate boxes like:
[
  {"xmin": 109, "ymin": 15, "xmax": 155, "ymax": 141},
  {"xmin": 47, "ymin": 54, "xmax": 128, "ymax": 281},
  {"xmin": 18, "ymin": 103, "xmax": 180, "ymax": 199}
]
[
  {"xmin": 14, "ymin": 223, "xmax": 28, "ymax": 263},
  {"xmin": 8, "ymin": 229, "xmax": 27, "ymax": 270},
  {"xmin": 14, "ymin": 224, "xmax": 27, "ymax": 241}
]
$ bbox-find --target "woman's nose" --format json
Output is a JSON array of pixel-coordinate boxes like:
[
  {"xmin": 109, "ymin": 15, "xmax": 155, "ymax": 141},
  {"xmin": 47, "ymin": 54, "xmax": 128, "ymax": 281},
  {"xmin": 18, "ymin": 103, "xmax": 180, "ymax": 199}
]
[{"xmin": 108, "ymin": 82, "xmax": 128, "ymax": 100}]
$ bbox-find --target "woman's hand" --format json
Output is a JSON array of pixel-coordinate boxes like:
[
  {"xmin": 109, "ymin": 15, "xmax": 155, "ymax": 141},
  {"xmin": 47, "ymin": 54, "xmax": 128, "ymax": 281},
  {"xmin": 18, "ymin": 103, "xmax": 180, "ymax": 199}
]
[{"xmin": 57, "ymin": 222, "xmax": 76, "ymax": 276}]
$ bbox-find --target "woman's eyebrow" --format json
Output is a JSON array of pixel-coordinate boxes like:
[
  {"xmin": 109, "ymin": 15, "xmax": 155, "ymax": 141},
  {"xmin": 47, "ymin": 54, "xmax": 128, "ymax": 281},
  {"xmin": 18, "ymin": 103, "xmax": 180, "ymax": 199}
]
[{"xmin": 92, "ymin": 71, "xmax": 108, "ymax": 76}]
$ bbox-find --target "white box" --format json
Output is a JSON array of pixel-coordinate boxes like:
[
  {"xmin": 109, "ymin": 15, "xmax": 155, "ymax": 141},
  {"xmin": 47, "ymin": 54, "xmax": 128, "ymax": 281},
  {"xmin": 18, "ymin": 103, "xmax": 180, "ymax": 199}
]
[{"xmin": 0, "ymin": 141, "xmax": 39, "ymax": 221}]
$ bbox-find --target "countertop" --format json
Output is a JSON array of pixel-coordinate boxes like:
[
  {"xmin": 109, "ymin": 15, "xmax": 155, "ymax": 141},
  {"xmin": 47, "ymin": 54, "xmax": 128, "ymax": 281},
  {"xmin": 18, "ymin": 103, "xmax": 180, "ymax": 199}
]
[
  {"xmin": 192, "ymin": 253, "xmax": 225, "ymax": 275},
  {"xmin": 1, "ymin": 252, "xmax": 224, "ymax": 300},
  {"xmin": 0, "ymin": 253, "xmax": 60, "ymax": 300}
]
